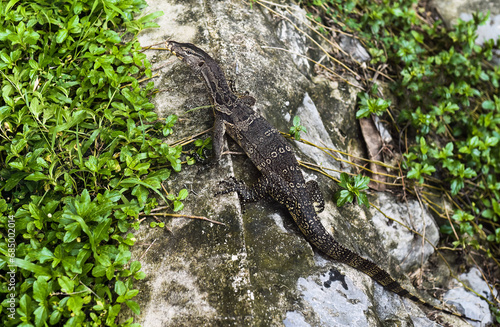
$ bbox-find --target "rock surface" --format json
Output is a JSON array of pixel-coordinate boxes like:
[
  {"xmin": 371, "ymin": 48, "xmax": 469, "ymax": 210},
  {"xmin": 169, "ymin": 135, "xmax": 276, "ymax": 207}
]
[
  {"xmin": 431, "ymin": 0, "xmax": 500, "ymax": 64},
  {"xmin": 444, "ymin": 268, "xmax": 498, "ymax": 327},
  {"xmin": 127, "ymin": 1, "xmax": 491, "ymax": 326}
]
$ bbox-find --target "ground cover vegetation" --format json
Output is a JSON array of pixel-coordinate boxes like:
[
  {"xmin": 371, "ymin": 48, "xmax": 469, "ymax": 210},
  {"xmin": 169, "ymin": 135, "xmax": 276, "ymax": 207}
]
[
  {"xmin": 296, "ymin": 0, "xmax": 500, "ymax": 320},
  {"xmin": 0, "ymin": 0, "xmax": 189, "ymax": 326}
]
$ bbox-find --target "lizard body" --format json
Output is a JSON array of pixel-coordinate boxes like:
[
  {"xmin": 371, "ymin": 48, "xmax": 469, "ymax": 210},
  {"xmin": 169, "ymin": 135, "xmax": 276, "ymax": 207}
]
[{"xmin": 166, "ymin": 41, "xmax": 468, "ymax": 321}]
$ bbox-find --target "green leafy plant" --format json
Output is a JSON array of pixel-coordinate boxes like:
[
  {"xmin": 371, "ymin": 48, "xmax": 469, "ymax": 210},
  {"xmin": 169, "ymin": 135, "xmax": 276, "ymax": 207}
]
[
  {"xmin": 167, "ymin": 189, "xmax": 189, "ymax": 212},
  {"xmin": 301, "ymin": 0, "xmax": 500, "ymax": 239},
  {"xmin": 194, "ymin": 137, "xmax": 213, "ymax": 159},
  {"xmin": 149, "ymin": 221, "xmax": 165, "ymax": 228},
  {"xmin": 335, "ymin": 173, "xmax": 370, "ymax": 207},
  {"xmin": 356, "ymin": 92, "xmax": 391, "ymax": 119},
  {"xmin": 289, "ymin": 116, "xmax": 307, "ymax": 140},
  {"xmin": 0, "ymin": 1, "xmax": 182, "ymax": 326},
  {"xmin": 300, "ymin": 0, "xmax": 499, "ymax": 314}
]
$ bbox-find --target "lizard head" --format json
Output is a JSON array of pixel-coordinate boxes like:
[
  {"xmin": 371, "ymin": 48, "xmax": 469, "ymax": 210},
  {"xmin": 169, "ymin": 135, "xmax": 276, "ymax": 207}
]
[{"xmin": 166, "ymin": 41, "xmax": 210, "ymax": 73}]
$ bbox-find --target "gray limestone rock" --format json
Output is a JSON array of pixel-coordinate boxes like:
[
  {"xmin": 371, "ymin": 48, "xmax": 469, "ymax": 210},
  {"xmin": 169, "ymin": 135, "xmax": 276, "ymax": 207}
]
[
  {"xmin": 370, "ymin": 192, "xmax": 439, "ymax": 272},
  {"xmin": 126, "ymin": 0, "xmax": 488, "ymax": 326},
  {"xmin": 339, "ymin": 34, "xmax": 371, "ymax": 63},
  {"xmin": 444, "ymin": 268, "xmax": 497, "ymax": 326},
  {"xmin": 431, "ymin": 0, "xmax": 500, "ymax": 64}
]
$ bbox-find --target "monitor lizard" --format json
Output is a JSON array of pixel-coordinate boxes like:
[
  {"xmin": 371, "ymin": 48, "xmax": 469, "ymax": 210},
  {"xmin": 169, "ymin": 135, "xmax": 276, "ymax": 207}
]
[{"xmin": 166, "ymin": 40, "xmax": 472, "ymax": 322}]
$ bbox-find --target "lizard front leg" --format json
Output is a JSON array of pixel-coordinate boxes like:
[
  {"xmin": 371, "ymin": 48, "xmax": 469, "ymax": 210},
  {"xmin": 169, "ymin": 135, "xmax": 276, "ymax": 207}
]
[{"xmin": 215, "ymin": 176, "xmax": 270, "ymax": 204}]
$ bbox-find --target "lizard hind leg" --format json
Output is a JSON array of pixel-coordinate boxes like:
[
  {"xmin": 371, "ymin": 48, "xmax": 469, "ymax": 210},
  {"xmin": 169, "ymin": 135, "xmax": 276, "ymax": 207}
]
[
  {"xmin": 215, "ymin": 176, "xmax": 269, "ymax": 205},
  {"xmin": 306, "ymin": 180, "xmax": 325, "ymax": 213}
]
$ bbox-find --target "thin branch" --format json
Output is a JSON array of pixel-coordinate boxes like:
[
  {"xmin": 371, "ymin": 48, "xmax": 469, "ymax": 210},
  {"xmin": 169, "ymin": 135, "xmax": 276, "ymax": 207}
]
[
  {"xmin": 261, "ymin": 46, "xmax": 365, "ymax": 90},
  {"xmin": 142, "ymin": 212, "xmax": 226, "ymax": 226},
  {"xmin": 139, "ymin": 238, "xmax": 157, "ymax": 261},
  {"xmin": 79, "ymin": 280, "xmax": 101, "ymax": 299},
  {"xmin": 169, "ymin": 128, "xmax": 212, "ymax": 147}
]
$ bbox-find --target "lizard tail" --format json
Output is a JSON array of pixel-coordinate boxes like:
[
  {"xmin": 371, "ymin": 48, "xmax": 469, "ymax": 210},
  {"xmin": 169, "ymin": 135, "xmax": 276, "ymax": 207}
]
[
  {"xmin": 296, "ymin": 214, "xmax": 471, "ymax": 320},
  {"xmin": 323, "ymin": 237, "xmax": 471, "ymax": 318}
]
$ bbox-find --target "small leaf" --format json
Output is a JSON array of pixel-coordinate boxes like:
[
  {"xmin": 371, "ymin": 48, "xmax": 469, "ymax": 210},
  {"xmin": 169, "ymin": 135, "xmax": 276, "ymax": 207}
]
[
  {"xmin": 482, "ymin": 100, "xmax": 496, "ymax": 110},
  {"xmin": 58, "ymin": 276, "xmax": 75, "ymax": 293},
  {"xmin": 178, "ymin": 189, "xmax": 188, "ymax": 200},
  {"xmin": 34, "ymin": 305, "xmax": 49, "ymax": 327},
  {"xmin": 357, "ymin": 192, "xmax": 369, "ymax": 207},
  {"xmin": 115, "ymin": 281, "xmax": 126, "ymax": 296},
  {"xmin": 173, "ymin": 201, "xmax": 184, "ymax": 212},
  {"xmin": 126, "ymin": 300, "xmax": 141, "ymax": 315},
  {"xmin": 25, "ymin": 172, "xmax": 49, "ymax": 181},
  {"xmin": 92, "ymin": 265, "xmax": 107, "ymax": 277},
  {"xmin": 33, "ymin": 277, "xmax": 49, "ymax": 302},
  {"xmin": 56, "ymin": 29, "xmax": 68, "ymax": 43}
]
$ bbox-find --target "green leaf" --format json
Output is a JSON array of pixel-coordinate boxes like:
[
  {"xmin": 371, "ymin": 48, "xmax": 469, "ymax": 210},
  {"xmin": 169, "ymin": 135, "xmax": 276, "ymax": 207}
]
[
  {"xmin": 9, "ymin": 257, "xmax": 52, "ymax": 277},
  {"xmin": 356, "ymin": 107, "xmax": 370, "ymax": 119},
  {"xmin": 336, "ymin": 189, "xmax": 353, "ymax": 207},
  {"xmin": 58, "ymin": 276, "xmax": 75, "ymax": 293},
  {"xmin": 92, "ymin": 265, "xmax": 107, "ymax": 277},
  {"xmin": 36, "ymin": 247, "xmax": 55, "ymax": 263},
  {"xmin": 178, "ymin": 189, "xmax": 189, "ymax": 200},
  {"xmin": 450, "ymin": 178, "xmax": 464, "ymax": 195},
  {"xmin": 137, "ymin": 11, "xmax": 164, "ymax": 24},
  {"xmin": 411, "ymin": 30, "xmax": 423, "ymax": 43},
  {"xmin": 19, "ymin": 294, "xmax": 33, "ymax": 318},
  {"xmin": 63, "ymin": 211, "xmax": 95, "ymax": 252},
  {"xmin": 85, "ymin": 156, "xmax": 99, "ymax": 172},
  {"xmin": 440, "ymin": 224, "xmax": 454, "ymax": 235},
  {"xmin": 114, "ymin": 250, "xmax": 131, "ymax": 266},
  {"xmin": 63, "ymin": 222, "xmax": 81, "ymax": 243},
  {"xmin": 147, "ymin": 168, "xmax": 171, "ymax": 182},
  {"xmin": 25, "ymin": 171, "xmax": 50, "ymax": 181},
  {"xmin": 115, "ymin": 280, "xmax": 126, "ymax": 296},
  {"xmin": 67, "ymin": 295, "xmax": 84, "ymax": 314},
  {"xmin": 357, "ymin": 192, "xmax": 369, "ymax": 207},
  {"xmin": 93, "ymin": 217, "xmax": 112, "ymax": 244},
  {"xmin": 482, "ymin": 100, "xmax": 496, "ymax": 110},
  {"xmin": 135, "ymin": 271, "xmax": 146, "ymax": 280},
  {"xmin": 106, "ymin": 265, "xmax": 115, "ymax": 280},
  {"xmin": 67, "ymin": 15, "xmax": 81, "ymax": 33},
  {"xmin": 126, "ymin": 300, "xmax": 141, "ymax": 315},
  {"xmin": 106, "ymin": 304, "xmax": 121, "ymax": 326},
  {"xmin": 173, "ymin": 201, "xmax": 184, "ymax": 212},
  {"xmin": 49, "ymin": 309, "xmax": 63, "ymax": 325},
  {"xmin": 34, "ymin": 305, "xmax": 49, "ymax": 327},
  {"xmin": 130, "ymin": 260, "xmax": 141, "ymax": 273},
  {"xmin": 56, "ymin": 29, "xmax": 68, "ymax": 43},
  {"xmin": 421, "ymin": 163, "xmax": 436, "ymax": 175},
  {"xmin": 407, "ymin": 166, "xmax": 420, "ymax": 180},
  {"xmin": 33, "ymin": 277, "xmax": 49, "ymax": 302}
]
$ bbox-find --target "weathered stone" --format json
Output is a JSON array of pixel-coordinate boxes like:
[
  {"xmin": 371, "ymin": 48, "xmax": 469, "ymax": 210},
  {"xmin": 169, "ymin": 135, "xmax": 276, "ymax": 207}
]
[
  {"xmin": 444, "ymin": 268, "xmax": 497, "ymax": 327},
  {"xmin": 431, "ymin": 0, "xmax": 500, "ymax": 64},
  {"xmin": 370, "ymin": 193, "xmax": 439, "ymax": 272},
  {"xmin": 339, "ymin": 35, "xmax": 371, "ymax": 63},
  {"xmin": 126, "ymin": 1, "xmax": 488, "ymax": 326},
  {"xmin": 431, "ymin": 0, "xmax": 500, "ymax": 32}
]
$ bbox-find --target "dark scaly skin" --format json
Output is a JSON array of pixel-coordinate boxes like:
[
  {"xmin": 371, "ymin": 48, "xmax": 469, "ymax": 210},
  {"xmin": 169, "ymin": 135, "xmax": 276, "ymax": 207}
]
[{"xmin": 166, "ymin": 41, "xmax": 471, "ymax": 320}]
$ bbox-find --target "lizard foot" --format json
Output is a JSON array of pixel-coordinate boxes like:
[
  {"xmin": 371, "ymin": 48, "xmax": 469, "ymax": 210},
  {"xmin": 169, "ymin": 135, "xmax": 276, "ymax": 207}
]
[{"xmin": 214, "ymin": 177, "xmax": 242, "ymax": 197}]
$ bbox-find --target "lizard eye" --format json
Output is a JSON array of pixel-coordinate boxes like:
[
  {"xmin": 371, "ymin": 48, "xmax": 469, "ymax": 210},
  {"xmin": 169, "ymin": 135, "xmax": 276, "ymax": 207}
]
[{"xmin": 198, "ymin": 61, "xmax": 205, "ymax": 67}]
